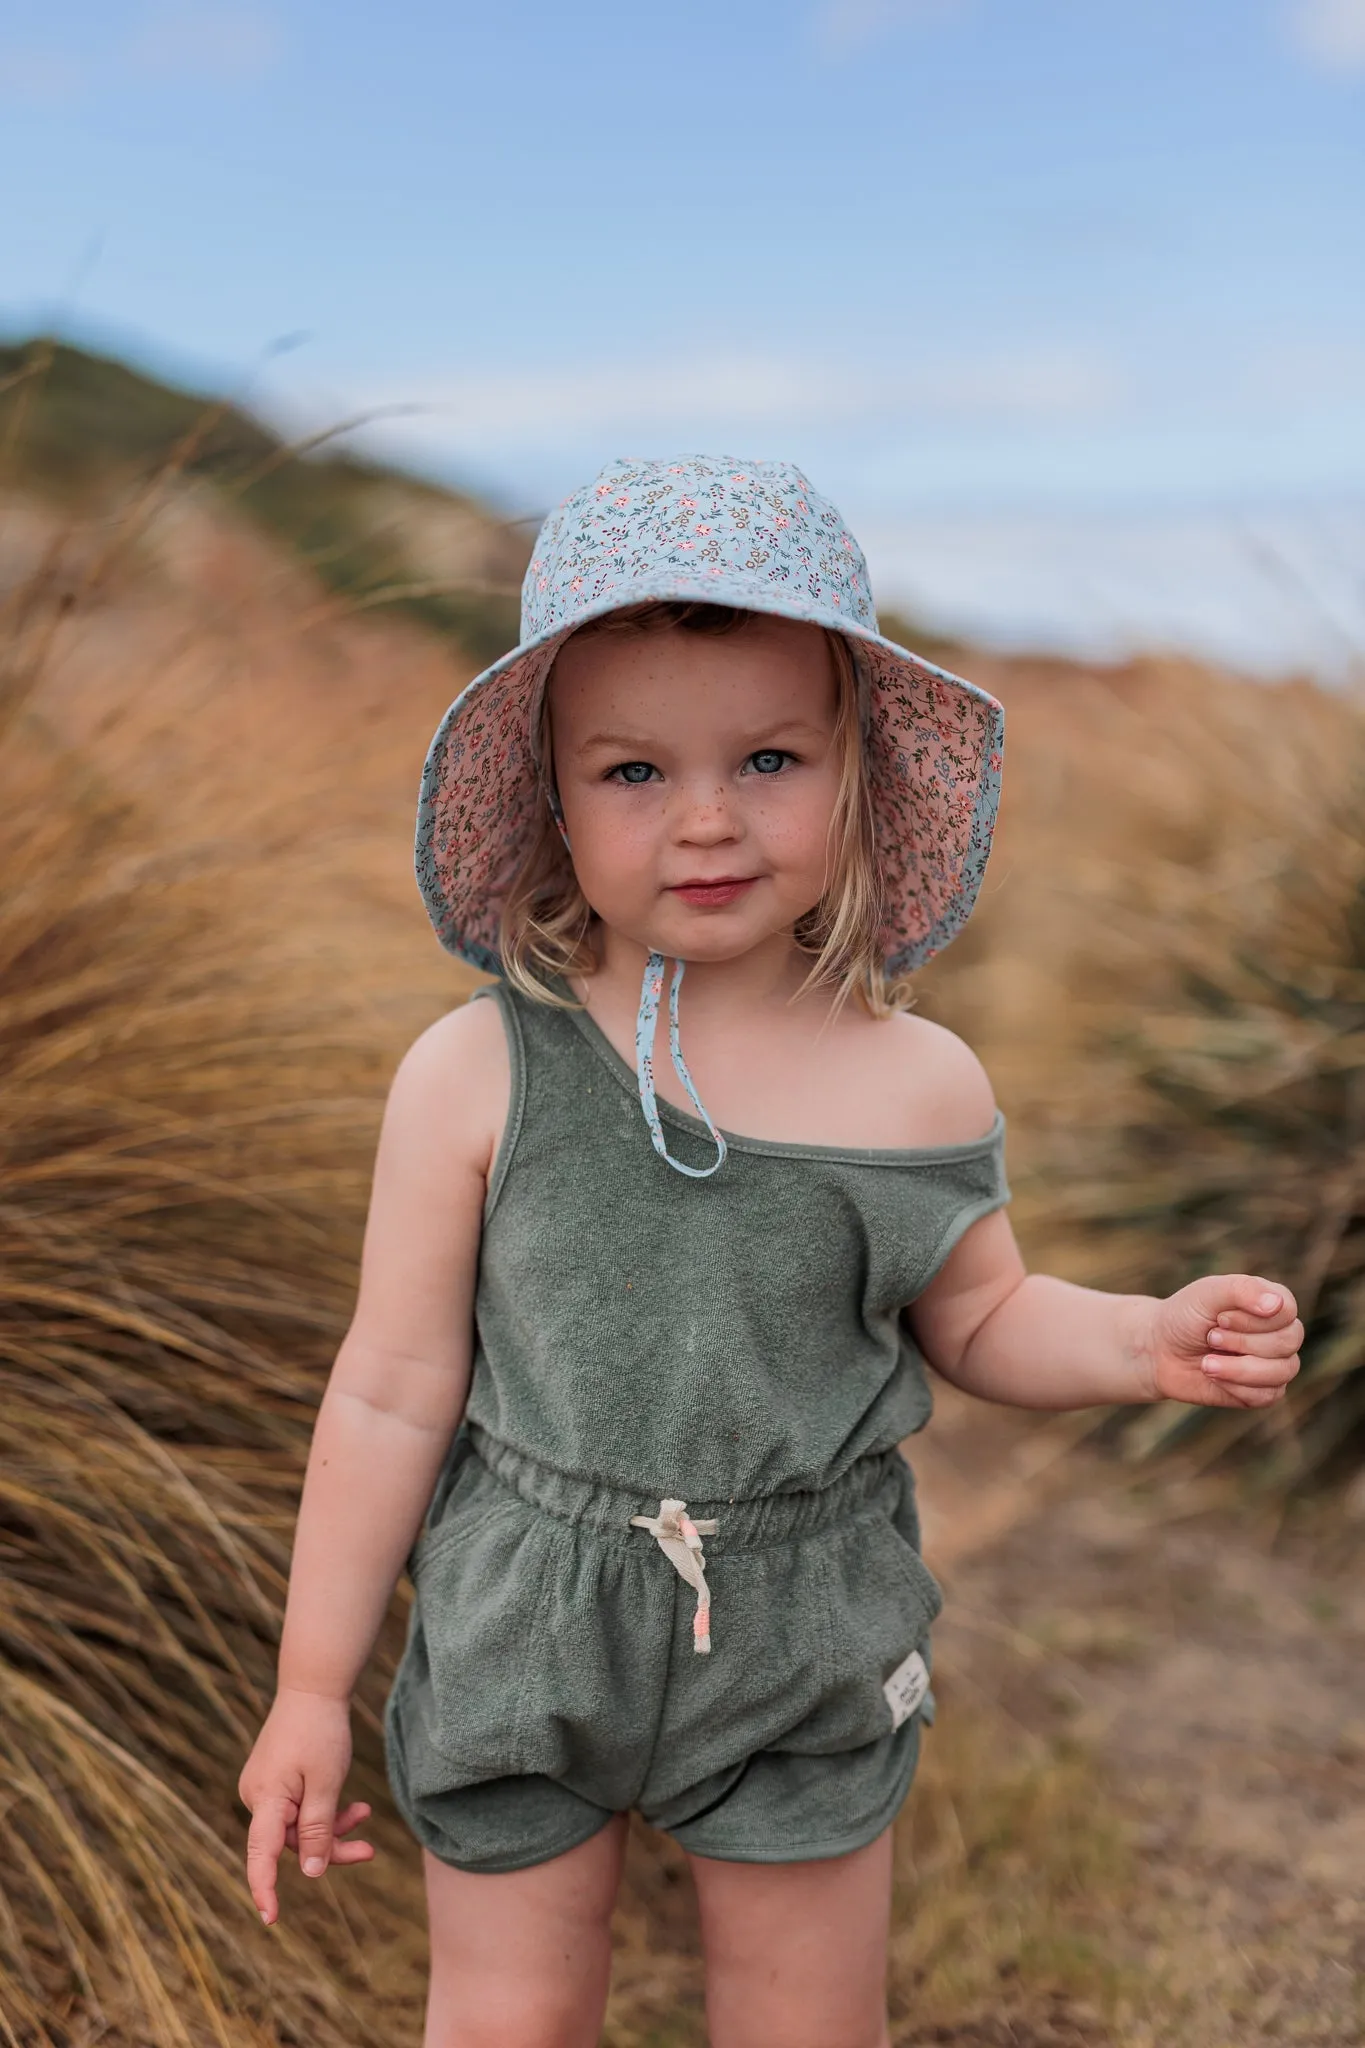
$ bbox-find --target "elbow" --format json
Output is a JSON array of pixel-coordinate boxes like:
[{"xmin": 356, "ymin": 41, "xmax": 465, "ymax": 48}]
[
  {"xmin": 326, "ymin": 1335, "xmax": 470, "ymax": 1439},
  {"xmin": 932, "ymin": 1271, "xmax": 1033, "ymax": 1388}
]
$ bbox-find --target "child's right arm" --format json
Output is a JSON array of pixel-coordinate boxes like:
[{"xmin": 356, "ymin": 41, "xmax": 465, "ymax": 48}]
[{"xmin": 237, "ymin": 996, "xmax": 508, "ymax": 1925}]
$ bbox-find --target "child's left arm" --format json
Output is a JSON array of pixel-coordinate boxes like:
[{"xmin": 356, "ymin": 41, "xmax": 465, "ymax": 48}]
[{"xmin": 910, "ymin": 1207, "xmax": 1303, "ymax": 1412}]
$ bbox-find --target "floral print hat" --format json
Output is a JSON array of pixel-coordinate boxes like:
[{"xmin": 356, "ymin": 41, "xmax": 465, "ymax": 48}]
[{"xmin": 415, "ymin": 454, "xmax": 1004, "ymax": 1174}]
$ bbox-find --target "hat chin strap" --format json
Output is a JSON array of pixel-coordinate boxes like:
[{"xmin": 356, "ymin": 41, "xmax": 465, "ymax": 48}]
[
  {"xmin": 548, "ymin": 780, "xmax": 724, "ymax": 1177},
  {"xmin": 633, "ymin": 954, "xmax": 728, "ymax": 1179}
]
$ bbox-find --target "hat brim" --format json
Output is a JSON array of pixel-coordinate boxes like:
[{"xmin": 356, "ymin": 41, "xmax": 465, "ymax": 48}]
[{"xmin": 415, "ymin": 573, "xmax": 1004, "ymax": 978}]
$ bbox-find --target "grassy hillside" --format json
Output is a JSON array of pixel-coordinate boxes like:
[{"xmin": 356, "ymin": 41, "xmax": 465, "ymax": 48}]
[
  {"xmin": 1, "ymin": 336, "xmax": 1362, "ymax": 2042},
  {"xmin": 0, "ymin": 335, "xmax": 530, "ymax": 662}
]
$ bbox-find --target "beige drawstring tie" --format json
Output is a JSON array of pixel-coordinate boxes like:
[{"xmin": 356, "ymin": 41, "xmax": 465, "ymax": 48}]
[{"xmin": 630, "ymin": 1499, "xmax": 718, "ymax": 1653}]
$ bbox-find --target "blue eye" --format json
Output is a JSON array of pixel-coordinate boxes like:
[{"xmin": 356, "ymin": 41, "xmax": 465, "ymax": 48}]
[
  {"xmin": 748, "ymin": 750, "xmax": 788, "ymax": 775},
  {"xmin": 612, "ymin": 761, "xmax": 657, "ymax": 784}
]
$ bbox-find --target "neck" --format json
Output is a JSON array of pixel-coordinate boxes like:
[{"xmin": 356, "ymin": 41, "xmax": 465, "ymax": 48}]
[{"xmin": 593, "ymin": 926, "xmax": 815, "ymax": 1019}]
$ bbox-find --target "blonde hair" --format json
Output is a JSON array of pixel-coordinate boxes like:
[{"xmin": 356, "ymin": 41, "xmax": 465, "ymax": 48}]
[{"xmin": 499, "ymin": 602, "xmax": 913, "ymax": 1016}]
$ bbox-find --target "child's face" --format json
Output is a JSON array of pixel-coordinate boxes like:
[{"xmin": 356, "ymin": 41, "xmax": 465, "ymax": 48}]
[{"xmin": 549, "ymin": 616, "xmax": 843, "ymax": 967}]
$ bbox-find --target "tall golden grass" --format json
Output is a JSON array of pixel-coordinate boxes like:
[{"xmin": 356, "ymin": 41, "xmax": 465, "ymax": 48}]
[
  {"xmin": 0, "ymin": 505, "xmax": 462, "ymax": 2041},
  {"xmin": 2, "ymin": 452, "xmax": 1361, "ymax": 2041},
  {"xmin": 919, "ymin": 651, "xmax": 1365, "ymax": 1484},
  {"xmin": 1048, "ymin": 790, "xmax": 1363, "ymax": 1484}
]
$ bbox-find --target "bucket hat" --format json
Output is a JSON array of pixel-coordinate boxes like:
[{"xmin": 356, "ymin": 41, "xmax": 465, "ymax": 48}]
[
  {"xmin": 417, "ymin": 454, "xmax": 1003, "ymax": 978},
  {"xmin": 415, "ymin": 455, "xmax": 1004, "ymax": 1176}
]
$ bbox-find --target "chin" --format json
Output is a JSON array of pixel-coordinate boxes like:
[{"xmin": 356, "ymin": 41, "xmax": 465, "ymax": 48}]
[
  {"xmin": 659, "ymin": 918, "xmax": 797, "ymax": 965},
  {"xmin": 674, "ymin": 934, "xmax": 759, "ymax": 963}
]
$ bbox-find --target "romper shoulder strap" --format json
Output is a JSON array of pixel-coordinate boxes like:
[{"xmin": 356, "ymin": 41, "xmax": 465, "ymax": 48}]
[
  {"xmin": 468, "ymin": 977, "xmax": 608, "ymax": 1214},
  {"xmin": 467, "ymin": 981, "xmax": 527, "ymax": 1216}
]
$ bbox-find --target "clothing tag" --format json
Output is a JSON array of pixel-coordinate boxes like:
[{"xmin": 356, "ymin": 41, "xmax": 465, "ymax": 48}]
[{"xmin": 883, "ymin": 1648, "xmax": 930, "ymax": 1730}]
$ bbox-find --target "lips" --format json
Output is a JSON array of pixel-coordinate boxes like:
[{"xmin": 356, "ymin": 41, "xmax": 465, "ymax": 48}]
[{"xmin": 668, "ymin": 877, "xmax": 758, "ymax": 908}]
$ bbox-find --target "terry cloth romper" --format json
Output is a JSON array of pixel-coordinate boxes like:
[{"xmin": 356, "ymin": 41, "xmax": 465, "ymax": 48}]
[{"xmin": 383, "ymin": 980, "xmax": 1011, "ymax": 1874}]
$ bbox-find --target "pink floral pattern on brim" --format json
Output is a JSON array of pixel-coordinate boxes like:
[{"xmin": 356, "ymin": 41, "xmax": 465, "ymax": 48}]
[{"xmin": 415, "ymin": 457, "xmax": 1004, "ymax": 978}]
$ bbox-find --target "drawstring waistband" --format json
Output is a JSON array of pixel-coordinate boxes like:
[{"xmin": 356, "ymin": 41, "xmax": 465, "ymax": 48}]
[
  {"xmin": 634, "ymin": 953, "xmax": 727, "ymax": 1180},
  {"xmin": 449, "ymin": 1430, "xmax": 921, "ymax": 1660},
  {"xmin": 630, "ymin": 1499, "xmax": 719, "ymax": 1653},
  {"xmin": 466, "ymin": 1426, "xmax": 910, "ymax": 1549}
]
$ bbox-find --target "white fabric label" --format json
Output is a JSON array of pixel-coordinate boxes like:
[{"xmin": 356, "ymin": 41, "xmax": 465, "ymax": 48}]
[{"xmin": 882, "ymin": 1648, "xmax": 930, "ymax": 1730}]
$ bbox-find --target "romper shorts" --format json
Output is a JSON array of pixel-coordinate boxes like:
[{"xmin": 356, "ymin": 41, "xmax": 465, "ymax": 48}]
[{"xmin": 384, "ymin": 1428, "xmax": 940, "ymax": 1874}]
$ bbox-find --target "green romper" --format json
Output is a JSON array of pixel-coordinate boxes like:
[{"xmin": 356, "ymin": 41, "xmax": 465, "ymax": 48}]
[{"xmin": 383, "ymin": 981, "xmax": 1010, "ymax": 1874}]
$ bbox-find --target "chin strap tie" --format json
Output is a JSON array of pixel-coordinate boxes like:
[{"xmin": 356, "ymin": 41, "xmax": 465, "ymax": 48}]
[
  {"xmin": 629, "ymin": 1499, "xmax": 719, "ymax": 1653},
  {"xmin": 634, "ymin": 952, "xmax": 728, "ymax": 1179}
]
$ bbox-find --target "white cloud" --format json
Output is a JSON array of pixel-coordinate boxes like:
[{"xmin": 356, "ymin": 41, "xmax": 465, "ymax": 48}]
[
  {"xmin": 866, "ymin": 502, "xmax": 1365, "ymax": 680},
  {"xmin": 813, "ymin": 0, "xmax": 968, "ymax": 57},
  {"xmin": 343, "ymin": 346, "xmax": 1127, "ymax": 456},
  {"xmin": 906, "ymin": 349, "xmax": 1127, "ymax": 419},
  {"xmin": 1285, "ymin": 0, "xmax": 1365, "ymax": 69},
  {"xmin": 1244, "ymin": 338, "xmax": 1365, "ymax": 405},
  {"xmin": 127, "ymin": 4, "xmax": 282, "ymax": 82}
]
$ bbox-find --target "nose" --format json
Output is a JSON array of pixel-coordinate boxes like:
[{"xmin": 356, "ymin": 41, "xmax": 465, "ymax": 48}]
[{"xmin": 672, "ymin": 777, "xmax": 741, "ymax": 847}]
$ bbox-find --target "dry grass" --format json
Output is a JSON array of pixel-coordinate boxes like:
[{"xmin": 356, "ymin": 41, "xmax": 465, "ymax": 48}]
[
  {"xmin": 888, "ymin": 1691, "xmax": 1132, "ymax": 2036},
  {"xmin": 920, "ymin": 652, "xmax": 1365, "ymax": 1489},
  {"xmin": 1051, "ymin": 795, "xmax": 1365, "ymax": 1485},
  {"xmin": 0, "ymin": 507, "xmax": 463, "ymax": 2041},
  {"xmin": 0, "ymin": 769, "xmax": 376, "ymax": 2043}
]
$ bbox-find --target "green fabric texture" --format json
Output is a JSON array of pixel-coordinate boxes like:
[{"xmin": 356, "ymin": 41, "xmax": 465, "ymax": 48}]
[
  {"xmin": 466, "ymin": 980, "xmax": 1009, "ymax": 1500},
  {"xmin": 383, "ymin": 981, "xmax": 1011, "ymax": 1872}
]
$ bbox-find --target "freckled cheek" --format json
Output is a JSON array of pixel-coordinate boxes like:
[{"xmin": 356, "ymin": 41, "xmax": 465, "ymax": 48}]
[
  {"xmin": 564, "ymin": 799, "xmax": 664, "ymax": 909},
  {"xmin": 745, "ymin": 787, "xmax": 837, "ymax": 883}
]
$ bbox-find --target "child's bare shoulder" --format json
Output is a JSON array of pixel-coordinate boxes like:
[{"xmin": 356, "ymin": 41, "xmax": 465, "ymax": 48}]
[
  {"xmin": 870, "ymin": 1009, "xmax": 998, "ymax": 1148},
  {"xmin": 383, "ymin": 992, "xmax": 510, "ymax": 1165},
  {"xmin": 397, "ymin": 989, "xmax": 508, "ymax": 1079}
]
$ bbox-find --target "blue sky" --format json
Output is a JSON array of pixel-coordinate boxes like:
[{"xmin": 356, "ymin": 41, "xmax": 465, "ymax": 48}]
[{"xmin": 3, "ymin": 0, "xmax": 1363, "ymax": 672}]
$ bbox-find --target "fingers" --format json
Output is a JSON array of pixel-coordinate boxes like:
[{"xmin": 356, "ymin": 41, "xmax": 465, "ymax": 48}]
[
  {"xmin": 281, "ymin": 1839, "xmax": 375, "ymax": 1865},
  {"xmin": 1162, "ymin": 1276, "xmax": 1305, "ymax": 1412},
  {"xmin": 1202, "ymin": 1319, "xmax": 1301, "ymax": 1397},
  {"xmin": 1209, "ymin": 1276, "xmax": 1300, "ymax": 1334},
  {"xmin": 1202, "ymin": 1353, "xmax": 1300, "ymax": 1387},
  {"xmin": 284, "ymin": 1801, "xmax": 376, "ymax": 1868},
  {"xmin": 245, "ymin": 1797, "xmax": 291, "ymax": 1927},
  {"xmin": 322, "ymin": 1837, "xmax": 377, "ymax": 1867},
  {"xmin": 1198, "ymin": 1377, "xmax": 1290, "ymax": 1409},
  {"xmin": 1205, "ymin": 1321, "xmax": 1304, "ymax": 1363},
  {"xmin": 295, "ymin": 1778, "xmax": 344, "ymax": 1880}
]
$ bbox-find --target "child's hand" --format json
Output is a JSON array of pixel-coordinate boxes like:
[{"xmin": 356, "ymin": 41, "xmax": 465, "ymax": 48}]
[
  {"xmin": 238, "ymin": 1686, "xmax": 375, "ymax": 1926},
  {"xmin": 1145, "ymin": 1275, "xmax": 1303, "ymax": 1409}
]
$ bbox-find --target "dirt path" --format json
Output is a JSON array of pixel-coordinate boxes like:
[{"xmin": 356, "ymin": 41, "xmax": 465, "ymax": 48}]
[
  {"xmin": 907, "ymin": 1387, "xmax": 1365, "ymax": 2046},
  {"xmin": 605, "ymin": 1392, "xmax": 1365, "ymax": 2046}
]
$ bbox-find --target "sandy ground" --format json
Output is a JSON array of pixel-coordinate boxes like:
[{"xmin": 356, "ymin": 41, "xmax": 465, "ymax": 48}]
[
  {"xmin": 598, "ymin": 1394, "xmax": 1365, "ymax": 2047},
  {"xmin": 903, "ymin": 1387, "xmax": 1365, "ymax": 2047}
]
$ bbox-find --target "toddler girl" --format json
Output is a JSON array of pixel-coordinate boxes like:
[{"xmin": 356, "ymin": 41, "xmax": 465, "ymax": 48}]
[{"xmin": 239, "ymin": 456, "xmax": 1301, "ymax": 2048}]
